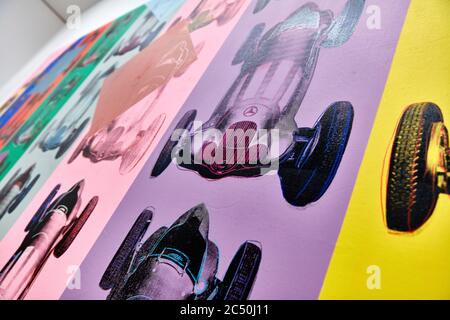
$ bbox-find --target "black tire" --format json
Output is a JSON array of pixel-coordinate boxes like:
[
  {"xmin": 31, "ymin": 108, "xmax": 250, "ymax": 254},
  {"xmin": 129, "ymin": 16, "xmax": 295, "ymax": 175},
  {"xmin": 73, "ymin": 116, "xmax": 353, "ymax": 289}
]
[
  {"xmin": 0, "ymin": 169, "xmax": 19, "ymax": 202},
  {"xmin": 67, "ymin": 136, "xmax": 87, "ymax": 164},
  {"xmin": 253, "ymin": 0, "xmax": 271, "ymax": 14},
  {"xmin": 107, "ymin": 226, "xmax": 168, "ymax": 300},
  {"xmin": 321, "ymin": 0, "xmax": 365, "ymax": 48},
  {"xmin": 279, "ymin": 101, "xmax": 354, "ymax": 206},
  {"xmin": 217, "ymin": 241, "xmax": 262, "ymax": 301},
  {"xmin": 130, "ymin": 227, "xmax": 168, "ymax": 272},
  {"xmin": 55, "ymin": 118, "xmax": 90, "ymax": 159},
  {"xmin": 54, "ymin": 196, "xmax": 99, "ymax": 258},
  {"xmin": 7, "ymin": 174, "xmax": 40, "ymax": 214},
  {"xmin": 99, "ymin": 208, "xmax": 153, "ymax": 290},
  {"xmin": 150, "ymin": 110, "xmax": 197, "ymax": 178},
  {"xmin": 232, "ymin": 23, "xmax": 265, "ymax": 66},
  {"xmin": 386, "ymin": 103, "xmax": 443, "ymax": 232},
  {"xmin": 0, "ymin": 171, "xmax": 20, "ymax": 219}
]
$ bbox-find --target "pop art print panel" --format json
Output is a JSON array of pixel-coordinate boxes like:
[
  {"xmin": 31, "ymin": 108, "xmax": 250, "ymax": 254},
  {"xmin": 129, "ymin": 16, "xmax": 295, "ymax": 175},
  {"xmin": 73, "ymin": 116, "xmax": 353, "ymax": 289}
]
[
  {"xmin": 0, "ymin": 2, "xmax": 178, "ymax": 299},
  {"xmin": 0, "ymin": 1, "xmax": 186, "ymax": 241},
  {"xmin": 0, "ymin": 5, "xmax": 146, "ymax": 183},
  {"xmin": 0, "ymin": 45, "xmax": 68, "ymax": 127},
  {"xmin": 321, "ymin": 0, "xmax": 450, "ymax": 299},
  {"xmin": 0, "ymin": 0, "xmax": 250, "ymax": 300},
  {"xmin": 0, "ymin": 28, "xmax": 107, "ymax": 148},
  {"xmin": 55, "ymin": 0, "xmax": 409, "ymax": 300}
]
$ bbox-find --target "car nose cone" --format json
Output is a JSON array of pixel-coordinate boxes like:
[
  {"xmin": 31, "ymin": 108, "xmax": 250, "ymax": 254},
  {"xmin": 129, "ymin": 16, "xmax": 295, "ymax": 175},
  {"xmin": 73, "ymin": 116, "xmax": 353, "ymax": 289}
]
[
  {"xmin": 173, "ymin": 203, "xmax": 209, "ymax": 240},
  {"xmin": 71, "ymin": 179, "xmax": 86, "ymax": 194},
  {"xmin": 186, "ymin": 203, "xmax": 209, "ymax": 237}
]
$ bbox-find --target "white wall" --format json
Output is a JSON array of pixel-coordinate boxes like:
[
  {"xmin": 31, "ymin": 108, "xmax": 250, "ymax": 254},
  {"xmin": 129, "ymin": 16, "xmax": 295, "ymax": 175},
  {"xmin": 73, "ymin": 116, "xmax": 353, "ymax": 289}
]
[
  {"xmin": 0, "ymin": 0, "xmax": 63, "ymax": 87},
  {"xmin": 44, "ymin": 0, "xmax": 101, "ymax": 20},
  {"xmin": 0, "ymin": 0, "xmax": 149, "ymax": 103}
]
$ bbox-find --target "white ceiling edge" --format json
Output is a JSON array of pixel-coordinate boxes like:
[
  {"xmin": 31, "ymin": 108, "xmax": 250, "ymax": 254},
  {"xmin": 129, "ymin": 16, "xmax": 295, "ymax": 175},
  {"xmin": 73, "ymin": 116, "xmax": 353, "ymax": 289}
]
[
  {"xmin": 0, "ymin": 0, "xmax": 150, "ymax": 102},
  {"xmin": 43, "ymin": 0, "xmax": 102, "ymax": 20}
]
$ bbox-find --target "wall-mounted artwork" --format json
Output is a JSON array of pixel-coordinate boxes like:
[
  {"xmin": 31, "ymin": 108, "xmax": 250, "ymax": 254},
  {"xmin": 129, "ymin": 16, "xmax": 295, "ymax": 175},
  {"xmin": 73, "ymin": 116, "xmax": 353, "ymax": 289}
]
[
  {"xmin": 0, "ymin": 0, "xmax": 185, "ymax": 240},
  {"xmin": 0, "ymin": 0, "xmax": 448, "ymax": 301},
  {"xmin": 58, "ymin": 0, "xmax": 405, "ymax": 300}
]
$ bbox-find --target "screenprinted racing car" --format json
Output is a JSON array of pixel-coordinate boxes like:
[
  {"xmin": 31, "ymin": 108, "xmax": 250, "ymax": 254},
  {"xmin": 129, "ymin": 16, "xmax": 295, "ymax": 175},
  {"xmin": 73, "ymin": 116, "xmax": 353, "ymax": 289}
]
[
  {"xmin": 34, "ymin": 2, "xmax": 178, "ymax": 160},
  {"xmin": 104, "ymin": 6, "xmax": 172, "ymax": 61},
  {"xmin": 0, "ymin": 8, "xmax": 143, "ymax": 182},
  {"xmin": 37, "ymin": 67, "xmax": 116, "ymax": 158},
  {"xmin": 68, "ymin": 0, "xmax": 247, "ymax": 175},
  {"xmin": 100, "ymin": 204, "xmax": 262, "ymax": 300},
  {"xmin": 150, "ymin": 0, "xmax": 365, "ymax": 206},
  {"xmin": 0, "ymin": 164, "xmax": 40, "ymax": 220},
  {"xmin": 0, "ymin": 181, "xmax": 98, "ymax": 299}
]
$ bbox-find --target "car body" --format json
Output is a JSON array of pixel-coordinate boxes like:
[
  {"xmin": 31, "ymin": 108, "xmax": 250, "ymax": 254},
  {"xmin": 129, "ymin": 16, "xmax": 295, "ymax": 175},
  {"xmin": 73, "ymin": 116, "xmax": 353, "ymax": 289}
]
[
  {"xmin": 38, "ymin": 67, "xmax": 115, "ymax": 158},
  {"xmin": 68, "ymin": 0, "xmax": 247, "ymax": 175},
  {"xmin": 151, "ymin": 0, "xmax": 365, "ymax": 206},
  {"xmin": 100, "ymin": 204, "xmax": 262, "ymax": 300}
]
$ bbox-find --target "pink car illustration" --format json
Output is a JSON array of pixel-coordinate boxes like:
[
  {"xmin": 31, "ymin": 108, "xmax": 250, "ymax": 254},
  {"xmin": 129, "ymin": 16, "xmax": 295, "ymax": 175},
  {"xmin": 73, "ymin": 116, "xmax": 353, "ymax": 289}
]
[{"xmin": 0, "ymin": 181, "xmax": 98, "ymax": 300}]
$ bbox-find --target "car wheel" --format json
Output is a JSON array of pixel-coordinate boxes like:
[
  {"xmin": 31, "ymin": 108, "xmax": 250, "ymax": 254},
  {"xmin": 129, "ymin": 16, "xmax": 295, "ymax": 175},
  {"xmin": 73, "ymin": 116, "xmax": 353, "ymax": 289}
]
[{"xmin": 386, "ymin": 103, "xmax": 445, "ymax": 232}]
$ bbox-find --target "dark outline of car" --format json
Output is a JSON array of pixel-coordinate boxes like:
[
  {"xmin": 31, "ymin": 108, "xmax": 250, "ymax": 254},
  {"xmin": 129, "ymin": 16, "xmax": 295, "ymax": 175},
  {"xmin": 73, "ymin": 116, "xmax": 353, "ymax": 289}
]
[{"xmin": 100, "ymin": 203, "xmax": 262, "ymax": 300}]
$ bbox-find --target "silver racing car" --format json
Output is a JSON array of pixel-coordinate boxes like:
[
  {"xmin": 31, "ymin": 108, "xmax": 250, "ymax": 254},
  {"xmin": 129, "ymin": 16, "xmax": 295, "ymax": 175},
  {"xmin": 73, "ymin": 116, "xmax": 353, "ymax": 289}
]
[
  {"xmin": 151, "ymin": 0, "xmax": 365, "ymax": 206},
  {"xmin": 100, "ymin": 204, "xmax": 262, "ymax": 300}
]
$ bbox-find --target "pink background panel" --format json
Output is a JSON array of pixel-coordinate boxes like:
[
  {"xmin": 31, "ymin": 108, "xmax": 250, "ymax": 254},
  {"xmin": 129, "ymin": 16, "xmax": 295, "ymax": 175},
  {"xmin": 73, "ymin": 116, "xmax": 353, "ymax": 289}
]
[{"xmin": 0, "ymin": 0, "xmax": 250, "ymax": 300}]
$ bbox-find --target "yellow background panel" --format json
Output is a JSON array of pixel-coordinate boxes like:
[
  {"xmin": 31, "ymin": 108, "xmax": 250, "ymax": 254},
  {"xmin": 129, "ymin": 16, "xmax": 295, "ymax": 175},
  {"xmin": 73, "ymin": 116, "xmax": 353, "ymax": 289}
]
[{"xmin": 320, "ymin": 0, "xmax": 450, "ymax": 299}]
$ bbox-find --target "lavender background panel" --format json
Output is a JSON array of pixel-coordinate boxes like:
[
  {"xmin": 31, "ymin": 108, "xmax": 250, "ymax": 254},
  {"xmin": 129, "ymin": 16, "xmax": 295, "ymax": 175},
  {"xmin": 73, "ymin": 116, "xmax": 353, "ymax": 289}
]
[{"xmin": 62, "ymin": 0, "xmax": 410, "ymax": 300}]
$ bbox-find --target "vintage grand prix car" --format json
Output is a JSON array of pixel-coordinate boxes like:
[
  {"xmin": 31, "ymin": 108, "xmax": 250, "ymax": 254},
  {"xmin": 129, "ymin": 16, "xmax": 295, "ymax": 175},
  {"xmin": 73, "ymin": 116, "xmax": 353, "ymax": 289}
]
[
  {"xmin": 68, "ymin": 0, "xmax": 246, "ymax": 175},
  {"xmin": 185, "ymin": 0, "xmax": 246, "ymax": 31},
  {"xmin": 0, "ymin": 164, "xmax": 40, "ymax": 220},
  {"xmin": 36, "ymin": 1, "xmax": 186, "ymax": 160},
  {"xmin": 8, "ymin": 10, "xmax": 139, "ymax": 153},
  {"xmin": 0, "ymin": 29, "xmax": 103, "ymax": 147},
  {"xmin": 151, "ymin": 0, "xmax": 365, "ymax": 207},
  {"xmin": 38, "ymin": 66, "xmax": 116, "ymax": 158},
  {"xmin": 385, "ymin": 103, "xmax": 450, "ymax": 232},
  {"xmin": 11, "ymin": 77, "xmax": 80, "ymax": 148},
  {"xmin": 100, "ymin": 204, "xmax": 262, "ymax": 300},
  {"xmin": 0, "ymin": 181, "xmax": 98, "ymax": 300},
  {"xmin": 104, "ymin": 10, "xmax": 167, "ymax": 62}
]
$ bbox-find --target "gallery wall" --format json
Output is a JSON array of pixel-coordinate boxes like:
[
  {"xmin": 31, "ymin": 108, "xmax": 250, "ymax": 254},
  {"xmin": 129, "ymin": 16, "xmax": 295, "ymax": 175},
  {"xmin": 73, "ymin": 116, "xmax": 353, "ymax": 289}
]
[
  {"xmin": 0, "ymin": 0, "xmax": 148, "ymax": 108},
  {"xmin": 0, "ymin": 0, "xmax": 63, "ymax": 86}
]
